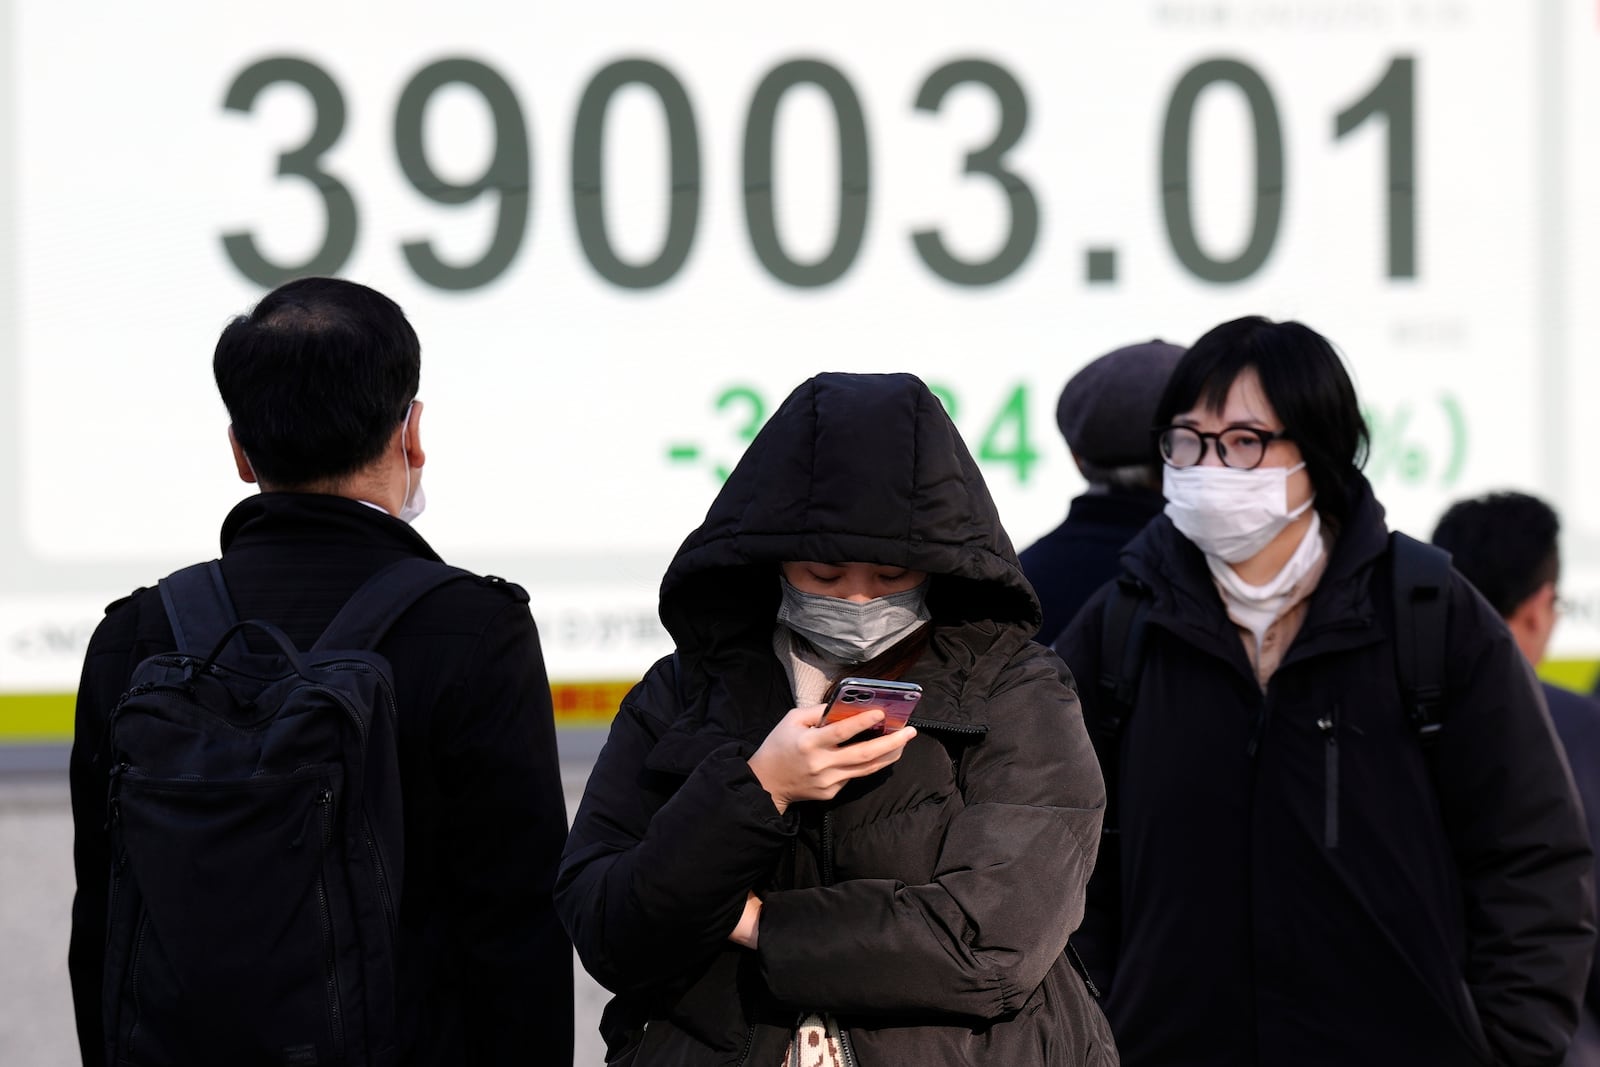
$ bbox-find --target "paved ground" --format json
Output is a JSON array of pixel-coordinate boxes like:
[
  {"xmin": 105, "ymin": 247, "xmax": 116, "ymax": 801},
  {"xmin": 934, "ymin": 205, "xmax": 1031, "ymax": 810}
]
[{"xmin": 0, "ymin": 730, "xmax": 615, "ymax": 1066}]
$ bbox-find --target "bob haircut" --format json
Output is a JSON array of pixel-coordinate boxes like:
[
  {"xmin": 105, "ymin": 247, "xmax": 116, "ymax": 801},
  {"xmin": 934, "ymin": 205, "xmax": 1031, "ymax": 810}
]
[{"xmin": 1154, "ymin": 316, "xmax": 1370, "ymax": 525}]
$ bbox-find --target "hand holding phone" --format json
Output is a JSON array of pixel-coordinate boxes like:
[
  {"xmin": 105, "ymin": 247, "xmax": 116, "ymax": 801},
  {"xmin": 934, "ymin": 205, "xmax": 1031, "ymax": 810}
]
[
  {"xmin": 749, "ymin": 700, "xmax": 920, "ymax": 813},
  {"xmin": 817, "ymin": 678, "xmax": 923, "ymax": 738},
  {"xmin": 745, "ymin": 700, "xmax": 921, "ymax": 819}
]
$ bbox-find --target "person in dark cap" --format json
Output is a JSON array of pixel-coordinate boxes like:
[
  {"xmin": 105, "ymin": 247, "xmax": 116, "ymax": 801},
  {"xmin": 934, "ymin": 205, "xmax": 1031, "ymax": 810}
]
[{"xmin": 1019, "ymin": 339, "xmax": 1185, "ymax": 644}]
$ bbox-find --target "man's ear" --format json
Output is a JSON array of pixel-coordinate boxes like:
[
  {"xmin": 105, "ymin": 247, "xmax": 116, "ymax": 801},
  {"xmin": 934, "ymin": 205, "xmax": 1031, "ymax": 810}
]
[
  {"xmin": 1506, "ymin": 581, "xmax": 1558, "ymax": 666},
  {"xmin": 228, "ymin": 426, "xmax": 257, "ymax": 484},
  {"xmin": 404, "ymin": 400, "xmax": 426, "ymax": 469}
]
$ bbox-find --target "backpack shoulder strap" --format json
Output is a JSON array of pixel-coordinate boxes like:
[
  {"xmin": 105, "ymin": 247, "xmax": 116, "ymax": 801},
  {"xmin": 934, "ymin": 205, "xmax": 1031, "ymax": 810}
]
[
  {"xmin": 1389, "ymin": 531, "xmax": 1452, "ymax": 746},
  {"xmin": 312, "ymin": 558, "xmax": 475, "ymax": 652},
  {"xmin": 1098, "ymin": 574, "xmax": 1153, "ymax": 729},
  {"xmin": 1090, "ymin": 573, "xmax": 1153, "ymax": 838},
  {"xmin": 157, "ymin": 561, "xmax": 239, "ymax": 656}
]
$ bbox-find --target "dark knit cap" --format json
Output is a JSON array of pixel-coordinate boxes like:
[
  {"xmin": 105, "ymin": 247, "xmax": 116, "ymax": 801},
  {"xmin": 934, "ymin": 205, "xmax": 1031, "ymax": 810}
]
[{"xmin": 1055, "ymin": 339, "xmax": 1186, "ymax": 467}]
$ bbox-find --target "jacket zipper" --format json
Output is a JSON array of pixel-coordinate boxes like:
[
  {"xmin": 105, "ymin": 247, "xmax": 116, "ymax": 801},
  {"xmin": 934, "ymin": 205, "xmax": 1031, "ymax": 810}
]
[
  {"xmin": 315, "ymin": 789, "xmax": 346, "ymax": 1055},
  {"xmin": 1066, "ymin": 940, "xmax": 1102, "ymax": 999},
  {"xmin": 734, "ymin": 1023, "xmax": 757, "ymax": 1067},
  {"xmin": 906, "ymin": 717, "xmax": 987, "ymax": 738},
  {"xmin": 1247, "ymin": 694, "xmax": 1269, "ymax": 759},
  {"xmin": 1319, "ymin": 709, "xmax": 1339, "ymax": 848},
  {"xmin": 812, "ymin": 723, "xmax": 978, "ymax": 1067},
  {"xmin": 838, "ymin": 1027, "xmax": 861, "ymax": 1067},
  {"xmin": 821, "ymin": 812, "xmax": 836, "ymax": 887},
  {"xmin": 820, "ymin": 811, "xmax": 854, "ymax": 1064}
]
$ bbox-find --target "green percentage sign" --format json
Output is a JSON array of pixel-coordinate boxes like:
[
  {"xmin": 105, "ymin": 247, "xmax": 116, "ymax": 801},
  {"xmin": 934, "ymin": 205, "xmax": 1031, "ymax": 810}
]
[
  {"xmin": 1365, "ymin": 403, "xmax": 1428, "ymax": 485},
  {"xmin": 1437, "ymin": 393, "xmax": 1467, "ymax": 488}
]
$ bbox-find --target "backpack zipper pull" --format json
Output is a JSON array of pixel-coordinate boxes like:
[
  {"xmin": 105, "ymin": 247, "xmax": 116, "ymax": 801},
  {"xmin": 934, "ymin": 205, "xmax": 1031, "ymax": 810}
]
[
  {"xmin": 291, "ymin": 789, "xmax": 332, "ymax": 849},
  {"xmin": 103, "ymin": 764, "xmax": 128, "ymax": 831}
]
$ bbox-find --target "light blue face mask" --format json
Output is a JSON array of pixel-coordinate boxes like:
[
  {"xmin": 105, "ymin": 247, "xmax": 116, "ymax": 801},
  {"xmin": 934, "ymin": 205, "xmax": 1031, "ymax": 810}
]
[{"xmin": 776, "ymin": 577, "xmax": 931, "ymax": 663}]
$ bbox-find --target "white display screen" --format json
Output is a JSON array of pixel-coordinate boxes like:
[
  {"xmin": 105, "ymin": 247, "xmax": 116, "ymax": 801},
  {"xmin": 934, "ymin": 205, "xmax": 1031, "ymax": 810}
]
[{"xmin": 4, "ymin": 0, "xmax": 1597, "ymax": 704}]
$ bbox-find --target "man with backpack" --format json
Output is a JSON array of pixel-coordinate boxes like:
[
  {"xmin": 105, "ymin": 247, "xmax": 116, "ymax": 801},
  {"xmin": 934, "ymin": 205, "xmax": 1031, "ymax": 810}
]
[{"xmin": 67, "ymin": 277, "xmax": 574, "ymax": 1066}]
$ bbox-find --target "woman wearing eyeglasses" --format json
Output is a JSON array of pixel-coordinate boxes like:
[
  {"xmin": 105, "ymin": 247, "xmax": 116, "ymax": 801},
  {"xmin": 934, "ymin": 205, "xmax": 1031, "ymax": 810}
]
[{"xmin": 1052, "ymin": 316, "xmax": 1594, "ymax": 1067}]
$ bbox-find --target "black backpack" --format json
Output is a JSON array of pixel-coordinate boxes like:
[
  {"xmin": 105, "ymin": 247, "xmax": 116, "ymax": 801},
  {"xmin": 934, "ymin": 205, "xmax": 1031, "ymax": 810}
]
[
  {"xmin": 102, "ymin": 557, "xmax": 466, "ymax": 1067},
  {"xmin": 1091, "ymin": 531, "xmax": 1452, "ymax": 832}
]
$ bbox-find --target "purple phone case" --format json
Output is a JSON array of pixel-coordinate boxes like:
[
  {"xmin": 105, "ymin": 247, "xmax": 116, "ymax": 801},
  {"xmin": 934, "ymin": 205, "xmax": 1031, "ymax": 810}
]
[{"xmin": 820, "ymin": 678, "xmax": 923, "ymax": 734}]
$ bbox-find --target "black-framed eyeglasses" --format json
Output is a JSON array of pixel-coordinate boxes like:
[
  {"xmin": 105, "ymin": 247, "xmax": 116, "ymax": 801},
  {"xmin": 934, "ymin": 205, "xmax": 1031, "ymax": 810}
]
[{"xmin": 1155, "ymin": 424, "xmax": 1291, "ymax": 470}]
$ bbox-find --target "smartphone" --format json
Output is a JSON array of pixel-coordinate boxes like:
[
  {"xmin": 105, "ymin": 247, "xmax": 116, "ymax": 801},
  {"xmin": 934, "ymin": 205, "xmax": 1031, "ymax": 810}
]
[{"xmin": 817, "ymin": 677, "xmax": 923, "ymax": 737}]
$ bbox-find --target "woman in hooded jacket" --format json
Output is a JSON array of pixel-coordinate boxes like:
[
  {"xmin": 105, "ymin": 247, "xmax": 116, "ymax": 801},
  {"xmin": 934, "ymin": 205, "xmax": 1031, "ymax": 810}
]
[
  {"xmin": 557, "ymin": 372, "xmax": 1114, "ymax": 1066},
  {"xmin": 1053, "ymin": 316, "xmax": 1594, "ymax": 1066}
]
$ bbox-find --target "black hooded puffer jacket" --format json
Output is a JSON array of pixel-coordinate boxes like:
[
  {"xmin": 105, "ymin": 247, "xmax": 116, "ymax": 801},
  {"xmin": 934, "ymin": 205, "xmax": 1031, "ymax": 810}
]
[{"xmin": 557, "ymin": 372, "xmax": 1115, "ymax": 1066}]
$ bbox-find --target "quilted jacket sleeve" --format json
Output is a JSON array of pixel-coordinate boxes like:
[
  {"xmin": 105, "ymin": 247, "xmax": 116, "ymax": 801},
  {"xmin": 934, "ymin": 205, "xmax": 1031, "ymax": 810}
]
[
  {"xmin": 755, "ymin": 644, "xmax": 1106, "ymax": 1018},
  {"xmin": 555, "ymin": 658, "xmax": 798, "ymax": 995}
]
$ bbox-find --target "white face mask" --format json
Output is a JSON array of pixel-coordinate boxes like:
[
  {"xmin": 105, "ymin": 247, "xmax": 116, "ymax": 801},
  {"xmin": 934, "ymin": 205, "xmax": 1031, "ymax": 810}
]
[
  {"xmin": 397, "ymin": 401, "xmax": 426, "ymax": 524},
  {"xmin": 776, "ymin": 578, "xmax": 931, "ymax": 663},
  {"xmin": 1163, "ymin": 462, "xmax": 1313, "ymax": 563}
]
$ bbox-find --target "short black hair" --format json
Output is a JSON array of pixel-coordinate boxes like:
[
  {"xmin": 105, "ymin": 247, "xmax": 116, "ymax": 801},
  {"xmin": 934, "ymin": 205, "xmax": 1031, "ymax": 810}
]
[
  {"xmin": 1431, "ymin": 492, "xmax": 1561, "ymax": 618},
  {"xmin": 1155, "ymin": 316, "xmax": 1371, "ymax": 524},
  {"xmin": 213, "ymin": 277, "xmax": 420, "ymax": 487}
]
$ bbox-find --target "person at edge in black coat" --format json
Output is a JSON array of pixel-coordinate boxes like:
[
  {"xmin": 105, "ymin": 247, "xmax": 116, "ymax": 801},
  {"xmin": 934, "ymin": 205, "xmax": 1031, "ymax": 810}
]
[
  {"xmin": 1432, "ymin": 490, "xmax": 1600, "ymax": 1067},
  {"xmin": 1053, "ymin": 316, "xmax": 1594, "ymax": 1067},
  {"xmin": 557, "ymin": 372, "xmax": 1116, "ymax": 1066},
  {"xmin": 1020, "ymin": 340, "xmax": 1184, "ymax": 646},
  {"xmin": 68, "ymin": 278, "xmax": 573, "ymax": 1066}
]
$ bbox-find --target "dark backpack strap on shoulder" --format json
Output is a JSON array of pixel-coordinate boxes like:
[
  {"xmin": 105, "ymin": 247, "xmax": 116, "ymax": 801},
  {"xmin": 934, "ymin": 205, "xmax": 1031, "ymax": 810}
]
[
  {"xmin": 312, "ymin": 558, "xmax": 474, "ymax": 652},
  {"xmin": 157, "ymin": 561, "xmax": 240, "ymax": 656},
  {"xmin": 1094, "ymin": 574, "xmax": 1153, "ymax": 836},
  {"xmin": 1098, "ymin": 575, "xmax": 1153, "ymax": 734},
  {"xmin": 1390, "ymin": 531, "xmax": 1452, "ymax": 747}
]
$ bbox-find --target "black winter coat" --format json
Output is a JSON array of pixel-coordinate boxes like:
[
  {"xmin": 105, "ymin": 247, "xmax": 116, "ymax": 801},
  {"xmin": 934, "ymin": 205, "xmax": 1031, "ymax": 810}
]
[
  {"xmin": 557, "ymin": 373, "xmax": 1115, "ymax": 1066},
  {"xmin": 1053, "ymin": 479, "xmax": 1595, "ymax": 1067},
  {"xmin": 69, "ymin": 494, "xmax": 574, "ymax": 1067},
  {"xmin": 1020, "ymin": 489, "xmax": 1166, "ymax": 647}
]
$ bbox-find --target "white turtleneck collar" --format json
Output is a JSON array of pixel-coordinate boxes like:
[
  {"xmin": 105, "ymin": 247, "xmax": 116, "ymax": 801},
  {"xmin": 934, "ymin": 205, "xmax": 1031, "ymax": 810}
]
[{"xmin": 1207, "ymin": 511, "xmax": 1325, "ymax": 659}]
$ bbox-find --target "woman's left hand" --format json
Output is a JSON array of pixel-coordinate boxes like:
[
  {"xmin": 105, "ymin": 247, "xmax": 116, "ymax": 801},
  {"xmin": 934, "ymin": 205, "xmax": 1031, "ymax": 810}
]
[{"xmin": 729, "ymin": 891, "xmax": 762, "ymax": 948}]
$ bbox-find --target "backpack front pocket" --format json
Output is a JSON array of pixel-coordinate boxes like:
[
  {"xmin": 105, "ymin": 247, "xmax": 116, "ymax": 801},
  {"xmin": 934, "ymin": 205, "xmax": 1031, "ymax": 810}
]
[{"xmin": 112, "ymin": 765, "xmax": 349, "ymax": 1065}]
